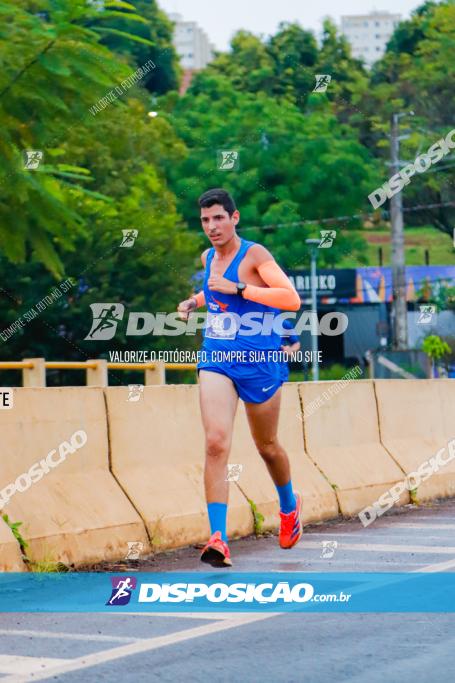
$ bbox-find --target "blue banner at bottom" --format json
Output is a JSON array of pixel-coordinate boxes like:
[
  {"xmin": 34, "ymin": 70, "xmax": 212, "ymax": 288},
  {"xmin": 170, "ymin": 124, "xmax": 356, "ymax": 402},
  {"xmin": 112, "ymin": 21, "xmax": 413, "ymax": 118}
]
[{"xmin": 0, "ymin": 572, "xmax": 454, "ymax": 612}]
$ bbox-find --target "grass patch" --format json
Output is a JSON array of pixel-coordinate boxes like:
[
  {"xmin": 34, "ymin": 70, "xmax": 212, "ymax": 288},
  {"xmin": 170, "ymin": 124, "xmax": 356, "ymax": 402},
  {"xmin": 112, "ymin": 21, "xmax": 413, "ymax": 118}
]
[
  {"xmin": 337, "ymin": 225, "xmax": 454, "ymax": 267},
  {"xmin": 2, "ymin": 513, "xmax": 28, "ymax": 555},
  {"xmin": 28, "ymin": 558, "xmax": 70, "ymax": 573},
  {"xmin": 409, "ymin": 488, "xmax": 419, "ymax": 505},
  {"xmin": 246, "ymin": 497, "xmax": 265, "ymax": 535},
  {"xmin": 2, "ymin": 513, "xmax": 69, "ymax": 572}
]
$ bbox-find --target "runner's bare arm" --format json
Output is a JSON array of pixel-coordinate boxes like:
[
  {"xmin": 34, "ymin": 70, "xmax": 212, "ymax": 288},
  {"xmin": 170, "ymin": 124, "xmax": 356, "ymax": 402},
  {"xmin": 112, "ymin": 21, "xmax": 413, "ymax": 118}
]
[
  {"xmin": 191, "ymin": 249, "xmax": 209, "ymax": 306},
  {"xmin": 243, "ymin": 245, "xmax": 300, "ymax": 311},
  {"xmin": 201, "ymin": 248, "xmax": 210, "ymax": 267},
  {"xmin": 281, "ymin": 340, "xmax": 301, "ymax": 355}
]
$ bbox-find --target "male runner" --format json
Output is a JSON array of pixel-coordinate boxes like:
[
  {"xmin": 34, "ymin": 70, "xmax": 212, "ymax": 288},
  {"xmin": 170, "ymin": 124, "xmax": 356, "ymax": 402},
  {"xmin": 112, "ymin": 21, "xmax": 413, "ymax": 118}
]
[{"xmin": 177, "ymin": 188, "xmax": 302, "ymax": 567}]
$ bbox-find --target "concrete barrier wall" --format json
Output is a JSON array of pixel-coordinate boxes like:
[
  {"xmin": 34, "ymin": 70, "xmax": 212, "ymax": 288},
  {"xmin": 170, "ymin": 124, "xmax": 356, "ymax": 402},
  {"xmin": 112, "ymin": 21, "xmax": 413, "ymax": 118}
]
[
  {"xmin": 105, "ymin": 386, "xmax": 254, "ymax": 551},
  {"xmin": 0, "ymin": 517, "xmax": 26, "ymax": 572},
  {"xmin": 0, "ymin": 388, "xmax": 149, "ymax": 566},
  {"xmin": 1, "ymin": 380, "xmax": 454, "ymax": 569},
  {"xmin": 229, "ymin": 383, "xmax": 339, "ymax": 531},
  {"xmin": 299, "ymin": 380, "xmax": 410, "ymax": 516},
  {"xmin": 375, "ymin": 379, "xmax": 455, "ymax": 501}
]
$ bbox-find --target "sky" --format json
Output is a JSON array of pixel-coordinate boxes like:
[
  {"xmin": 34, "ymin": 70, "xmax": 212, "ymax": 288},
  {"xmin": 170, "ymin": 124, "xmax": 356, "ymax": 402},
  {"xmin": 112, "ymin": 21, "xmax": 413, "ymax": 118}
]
[{"xmin": 158, "ymin": 0, "xmax": 423, "ymax": 50}]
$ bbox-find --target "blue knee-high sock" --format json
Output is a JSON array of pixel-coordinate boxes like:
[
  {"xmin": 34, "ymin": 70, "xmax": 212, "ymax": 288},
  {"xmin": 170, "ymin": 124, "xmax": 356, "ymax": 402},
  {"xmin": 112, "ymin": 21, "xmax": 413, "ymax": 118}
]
[
  {"xmin": 276, "ymin": 481, "xmax": 296, "ymax": 513},
  {"xmin": 207, "ymin": 503, "xmax": 228, "ymax": 542}
]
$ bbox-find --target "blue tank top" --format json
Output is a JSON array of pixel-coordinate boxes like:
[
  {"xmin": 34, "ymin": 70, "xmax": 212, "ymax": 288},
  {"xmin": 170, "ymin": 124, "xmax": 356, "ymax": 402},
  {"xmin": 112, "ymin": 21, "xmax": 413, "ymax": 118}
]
[{"xmin": 202, "ymin": 238, "xmax": 282, "ymax": 353}]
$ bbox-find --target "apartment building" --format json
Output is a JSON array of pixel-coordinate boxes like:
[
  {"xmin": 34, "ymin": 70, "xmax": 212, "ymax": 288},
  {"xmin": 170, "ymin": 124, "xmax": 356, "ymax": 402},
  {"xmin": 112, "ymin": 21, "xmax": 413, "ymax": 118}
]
[{"xmin": 341, "ymin": 11, "xmax": 402, "ymax": 66}]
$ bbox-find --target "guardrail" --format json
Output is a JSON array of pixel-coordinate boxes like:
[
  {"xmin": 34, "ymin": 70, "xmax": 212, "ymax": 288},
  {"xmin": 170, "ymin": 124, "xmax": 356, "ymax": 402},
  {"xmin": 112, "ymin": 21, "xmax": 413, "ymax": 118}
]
[{"xmin": 0, "ymin": 359, "xmax": 197, "ymax": 386}]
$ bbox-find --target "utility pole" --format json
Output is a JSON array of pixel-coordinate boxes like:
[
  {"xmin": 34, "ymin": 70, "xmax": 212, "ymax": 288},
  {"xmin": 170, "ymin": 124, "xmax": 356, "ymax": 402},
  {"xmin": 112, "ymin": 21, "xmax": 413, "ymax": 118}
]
[
  {"xmin": 306, "ymin": 239, "xmax": 320, "ymax": 381},
  {"xmin": 390, "ymin": 113, "xmax": 409, "ymax": 350}
]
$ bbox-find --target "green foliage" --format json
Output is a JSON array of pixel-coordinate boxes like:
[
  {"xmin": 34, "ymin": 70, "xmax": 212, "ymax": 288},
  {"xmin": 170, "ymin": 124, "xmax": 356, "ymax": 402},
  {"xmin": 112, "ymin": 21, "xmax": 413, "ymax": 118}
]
[
  {"xmin": 0, "ymin": 0, "xmax": 155, "ymax": 274},
  {"xmin": 203, "ymin": 20, "xmax": 367, "ymax": 113},
  {"xmin": 247, "ymin": 497, "xmax": 265, "ymax": 535},
  {"xmin": 0, "ymin": 0, "xmax": 198, "ymax": 363},
  {"xmin": 422, "ymin": 335, "xmax": 451, "ymax": 360},
  {"xmin": 314, "ymin": 19, "xmax": 370, "ymax": 120},
  {"xmin": 1, "ymin": 514, "xmax": 69, "ymax": 572},
  {"xmin": 165, "ymin": 76, "xmax": 376, "ymax": 268},
  {"xmin": 317, "ymin": 364, "xmax": 362, "ymax": 381},
  {"xmin": 97, "ymin": 0, "xmax": 181, "ymax": 93},
  {"xmin": 336, "ymin": 225, "xmax": 455, "ymax": 268},
  {"xmin": 409, "ymin": 488, "xmax": 419, "ymax": 504},
  {"xmin": 29, "ymin": 558, "xmax": 70, "ymax": 573},
  {"xmin": 2, "ymin": 513, "xmax": 28, "ymax": 553},
  {"xmin": 417, "ymin": 278, "xmax": 455, "ymax": 311},
  {"xmin": 366, "ymin": 1, "xmax": 455, "ymax": 236}
]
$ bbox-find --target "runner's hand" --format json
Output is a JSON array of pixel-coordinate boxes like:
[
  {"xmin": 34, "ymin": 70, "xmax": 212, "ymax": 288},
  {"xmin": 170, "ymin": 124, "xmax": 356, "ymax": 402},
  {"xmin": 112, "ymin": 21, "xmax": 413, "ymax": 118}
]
[
  {"xmin": 177, "ymin": 298, "xmax": 197, "ymax": 321},
  {"xmin": 207, "ymin": 274, "xmax": 237, "ymax": 294}
]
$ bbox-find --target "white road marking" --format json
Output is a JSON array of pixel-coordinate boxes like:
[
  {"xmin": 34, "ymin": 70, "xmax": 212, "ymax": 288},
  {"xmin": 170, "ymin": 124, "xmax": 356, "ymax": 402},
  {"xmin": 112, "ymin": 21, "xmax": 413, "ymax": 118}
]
[
  {"xmin": 299, "ymin": 541, "xmax": 455, "ymax": 554},
  {"xmin": 0, "ymin": 656, "xmax": 71, "ymax": 675},
  {"xmin": 2, "ymin": 510, "xmax": 455, "ymax": 680},
  {"xmin": 299, "ymin": 532, "xmax": 455, "ymax": 543},
  {"xmin": 305, "ymin": 523, "xmax": 455, "ymax": 535},
  {"xmin": 0, "ymin": 629, "xmax": 137, "ymax": 643},
  {"xmin": 267, "ymin": 559, "xmax": 429, "ymax": 566},
  {"xmin": 302, "ymin": 532, "xmax": 374, "ymax": 537},
  {"xmin": 413, "ymin": 557, "xmax": 455, "ymax": 572},
  {"xmin": 0, "ymin": 614, "xmax": 275, "ymax": 683},
  {"xmin": 391, "ymin": 523, "xmax": 455, "ymax": 529},
  {"xmin": 392, "ymin": 515, "xmax": 455, "ymax": 521},
  {"xmin": 118, "ymin": 611, "xmax": 234, "ymax": 620}
]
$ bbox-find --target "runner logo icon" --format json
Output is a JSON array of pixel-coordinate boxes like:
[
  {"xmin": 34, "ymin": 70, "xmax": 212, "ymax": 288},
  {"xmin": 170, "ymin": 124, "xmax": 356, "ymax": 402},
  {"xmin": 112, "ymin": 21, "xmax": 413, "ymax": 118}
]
[
  {"xmin": 106, "ymin": 576, "xmax": 137, "ymax": 606},
  {"xmin": 85, "ymin": 303, "xmax": 125, "ymax": 340}
]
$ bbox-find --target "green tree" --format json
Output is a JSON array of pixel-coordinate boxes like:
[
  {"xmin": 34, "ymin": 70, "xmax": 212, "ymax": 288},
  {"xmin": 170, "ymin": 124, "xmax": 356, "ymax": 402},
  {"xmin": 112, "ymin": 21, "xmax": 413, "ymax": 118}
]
[
  {"xmin": 0, "ymin": 0, "xmax": 152, "ymax": 274},
  {"xmin": 422, "ymin": 334, "xmax": 451, "ymax": 360},
  {"xmin": 96, "ymin": 0, "xmax": 180, "ymax": 94},
  {"xmin": 201, "ymin": 31, "xmax": 275, "ymax": 96},
  {"xmin": 200, "ymin": 23, "xmax": 318, "ymax": 108},
  {"xmin": 164, "ymin": 74, "xmax": 376, "ymax": 268},
  {"xmin": 315, "ymin": 19, "xmax": 369, "ymax": 123},
  {"xmin": 356, "ymin": 2, "xmax": 454, "ymax": 236},
  {"xmin": 202, "ymin": 20, "xmax": 368, "ymax": 116},
  {"xmin": 267, "ymin": 22, "xmax": 318, "ymax": 106},
  {"xmin": 0, "ymin": 96, "xmax": 198, "ymax": 364},
  {"xmin": 0, "ymin": 0, "xmax": 199, "ymax": 367}
]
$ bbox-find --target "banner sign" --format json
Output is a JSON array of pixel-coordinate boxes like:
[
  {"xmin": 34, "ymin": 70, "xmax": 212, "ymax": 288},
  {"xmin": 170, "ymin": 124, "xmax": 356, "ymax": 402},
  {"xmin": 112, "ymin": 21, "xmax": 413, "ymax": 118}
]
[
  {"xmin": 287, "ymin": 269, "xmax": 356, "ymax": 299},
  {"xmin": 354, "ymin": 265, "xmax": 455, "ymax": 303},
  {"xmin": 194, "ymin": 265, "xmax": 455, "ymax": 305},
  {"xmin": 1, "ymin": 572, "xmax": 454, "ymax": 613}
]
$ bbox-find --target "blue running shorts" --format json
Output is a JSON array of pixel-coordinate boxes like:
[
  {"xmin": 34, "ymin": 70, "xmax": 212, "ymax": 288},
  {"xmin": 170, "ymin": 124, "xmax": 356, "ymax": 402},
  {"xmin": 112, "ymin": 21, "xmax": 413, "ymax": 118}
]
[{"xmin": 197, "ymin": 355, "xmax": 283, "ymax": 404}]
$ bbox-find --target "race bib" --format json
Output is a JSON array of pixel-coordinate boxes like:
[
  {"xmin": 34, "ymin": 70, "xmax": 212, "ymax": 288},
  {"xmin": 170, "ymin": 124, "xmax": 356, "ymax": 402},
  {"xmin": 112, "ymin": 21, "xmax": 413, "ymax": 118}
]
[{"xmin": 205, "ymin": 312, "xmax": 239, "ymax": 340}]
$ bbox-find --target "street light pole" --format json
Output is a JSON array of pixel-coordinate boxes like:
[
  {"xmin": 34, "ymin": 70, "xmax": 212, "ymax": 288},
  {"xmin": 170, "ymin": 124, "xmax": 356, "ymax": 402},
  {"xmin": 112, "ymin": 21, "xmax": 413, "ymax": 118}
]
[
  {"xmin": 306, "ymin": 239, "xmax": 320, "ymax": 381},
  {"xmin": 390, "ymin": 112, "xmax": 409, "ymax": 350}
]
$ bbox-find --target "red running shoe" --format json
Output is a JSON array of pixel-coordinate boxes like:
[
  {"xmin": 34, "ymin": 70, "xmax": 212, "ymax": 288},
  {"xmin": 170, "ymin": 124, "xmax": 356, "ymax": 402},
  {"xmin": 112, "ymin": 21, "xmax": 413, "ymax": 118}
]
[
  {"xmin": 200, "ymin": 531, "xmax": 233, "ymax": 567},
  {"xmin": 279, "ymin": 492, "xmax": 302, "ymax": 549}
]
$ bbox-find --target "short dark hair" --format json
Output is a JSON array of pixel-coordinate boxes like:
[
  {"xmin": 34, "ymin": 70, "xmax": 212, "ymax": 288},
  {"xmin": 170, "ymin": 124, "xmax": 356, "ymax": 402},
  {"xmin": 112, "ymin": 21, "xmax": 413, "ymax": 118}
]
[{"xmin": 198, "ymin": 188, "xmax": 237, "ymax": 216}]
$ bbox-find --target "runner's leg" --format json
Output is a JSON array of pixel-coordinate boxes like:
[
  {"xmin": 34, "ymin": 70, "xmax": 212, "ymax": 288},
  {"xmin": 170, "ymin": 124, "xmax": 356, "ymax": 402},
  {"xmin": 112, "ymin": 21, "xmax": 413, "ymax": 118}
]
[
  {"xmin": 245, "ymin": 389, "xmax": 302, "ymax": 547},
  {"xmin": 199, "ymin": 370, "xmax": 238, "ymax": 539},
  {"xmin": 244, "ymin": 388, "xmax": 290, "ymax": 483},
  {"xmin": 244, "ymin": 389, "xmax": 296, "ymax": 512}
]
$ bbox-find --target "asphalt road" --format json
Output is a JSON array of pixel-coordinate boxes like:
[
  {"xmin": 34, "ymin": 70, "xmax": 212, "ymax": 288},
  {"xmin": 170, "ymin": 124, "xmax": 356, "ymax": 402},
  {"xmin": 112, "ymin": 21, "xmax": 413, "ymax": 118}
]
[{"xmin": 1, "ymin": 498, "xmax": 455, "ymax": 683}]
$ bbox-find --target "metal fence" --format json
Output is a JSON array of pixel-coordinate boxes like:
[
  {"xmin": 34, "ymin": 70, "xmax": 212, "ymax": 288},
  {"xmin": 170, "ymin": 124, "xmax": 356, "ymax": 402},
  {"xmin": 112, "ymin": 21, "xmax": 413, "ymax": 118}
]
[{"xmin": 0, "ymin": 359, "xmax": 197, "ymax": 386}]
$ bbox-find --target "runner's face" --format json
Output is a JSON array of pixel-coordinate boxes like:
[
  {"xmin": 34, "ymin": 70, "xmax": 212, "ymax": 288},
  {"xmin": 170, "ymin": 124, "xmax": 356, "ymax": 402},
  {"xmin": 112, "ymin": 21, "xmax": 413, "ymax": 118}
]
[{"xmin": 200, "ymin": 204, "xmax": 239, "ymax": 247}]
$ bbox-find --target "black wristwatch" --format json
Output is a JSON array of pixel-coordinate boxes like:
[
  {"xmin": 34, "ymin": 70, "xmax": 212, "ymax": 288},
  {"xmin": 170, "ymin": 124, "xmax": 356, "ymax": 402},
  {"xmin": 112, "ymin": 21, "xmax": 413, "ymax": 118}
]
[{"xmin": 236, "ymin": 282, "xmax": 246, "ymax": 297}]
